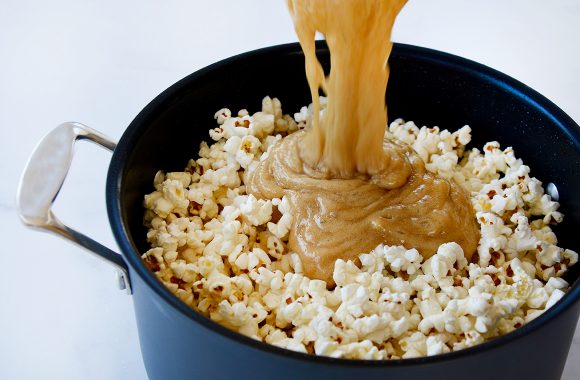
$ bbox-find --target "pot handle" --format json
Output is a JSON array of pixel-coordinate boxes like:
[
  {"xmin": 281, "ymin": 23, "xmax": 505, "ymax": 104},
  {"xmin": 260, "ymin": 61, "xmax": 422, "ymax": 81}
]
[{"xmin": 17, "ymin": 122, "xmax": 131, "ymax": 293}]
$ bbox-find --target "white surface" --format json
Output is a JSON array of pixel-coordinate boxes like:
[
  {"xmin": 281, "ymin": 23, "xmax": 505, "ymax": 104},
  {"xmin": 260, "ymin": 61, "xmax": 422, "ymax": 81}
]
[{"xmin": 1, "ymin": 1, "xmax": 579, "ymax": 379}]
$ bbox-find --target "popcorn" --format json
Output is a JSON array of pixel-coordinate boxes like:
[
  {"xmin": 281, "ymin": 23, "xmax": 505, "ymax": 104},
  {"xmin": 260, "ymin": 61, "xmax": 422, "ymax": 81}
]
[
  {"xmin": 423, "ymin": 242, "xmax": 467, "ymax": 280},
  {"xmin": 526, "ymin": 287, "xmax": 549, "ymax": 309},
  {"xmin": 400, "ymin": 332, "xmax": 427, "ymax": 358},
  {"xmin": 380, "ymin": 245, "xmax": 423, "ymax": 275},
  {"xmin": 545, "ymin": 289, "xmax": 566, "ymax": 309},
  {"xmin": 224, "ymin": 135, "xmax": 262, "ymax": 169},
  {"xmin": 141, "ymin": 98, "xmax": 575, "ymax": 360},
  {"xmin": 214, "ymin": 108, "xmax": 232, "ymax": 125},
  {"xmin": 234, "ymin": 194, "xmax": 272, "ymax": 226},
  {"xmin": 267, "ymin": 197, "xmax": 293, "ymax": 239},
  {"xmin": 426, "ymin": 335, "xmax": 451, "ymax": 356}
]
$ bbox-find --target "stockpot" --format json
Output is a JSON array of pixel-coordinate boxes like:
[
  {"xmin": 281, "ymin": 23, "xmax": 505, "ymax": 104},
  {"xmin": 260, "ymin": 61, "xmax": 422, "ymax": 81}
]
[{"xmin": 18, "ymin": 42, "xmax": 580, "ymax": 380}]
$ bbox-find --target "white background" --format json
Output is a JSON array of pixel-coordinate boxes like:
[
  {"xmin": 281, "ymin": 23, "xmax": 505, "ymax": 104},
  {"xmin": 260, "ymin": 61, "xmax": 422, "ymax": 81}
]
[{"xmin": 1, "ymin": 1, "xmax": 579, "ymax": 379}]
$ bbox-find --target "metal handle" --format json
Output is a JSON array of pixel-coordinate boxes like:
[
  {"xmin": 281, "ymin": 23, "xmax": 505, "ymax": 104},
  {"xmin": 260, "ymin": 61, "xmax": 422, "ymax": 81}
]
[{"xmin": 17, "ymin": 122, "xmax": 131, "ymax": 293}]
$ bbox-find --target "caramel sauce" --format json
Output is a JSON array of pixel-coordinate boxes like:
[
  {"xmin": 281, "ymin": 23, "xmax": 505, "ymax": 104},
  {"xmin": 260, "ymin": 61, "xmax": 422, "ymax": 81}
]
[{"xmin": 248, "ymin": 0, "xmax": 480, "ymax": 283}]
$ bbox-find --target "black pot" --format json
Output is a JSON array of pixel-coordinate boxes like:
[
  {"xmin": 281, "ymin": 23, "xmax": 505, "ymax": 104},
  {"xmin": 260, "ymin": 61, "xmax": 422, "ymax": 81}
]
[{"xmin": 19, "ymin": 42, "xmax": 580, "ymax": 380}]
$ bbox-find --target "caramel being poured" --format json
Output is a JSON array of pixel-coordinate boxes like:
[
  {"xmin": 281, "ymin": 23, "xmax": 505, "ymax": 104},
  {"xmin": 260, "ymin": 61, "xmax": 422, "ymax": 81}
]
[{"xmin": 248, "ymin": 0, "xmax": 480, "ymax": 284}]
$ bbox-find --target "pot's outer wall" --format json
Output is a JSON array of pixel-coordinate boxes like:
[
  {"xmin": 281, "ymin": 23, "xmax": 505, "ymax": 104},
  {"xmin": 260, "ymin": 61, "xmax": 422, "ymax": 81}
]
[{"xmin": 108, "ymin": 42, "xmax": 580, "ymax": 380}]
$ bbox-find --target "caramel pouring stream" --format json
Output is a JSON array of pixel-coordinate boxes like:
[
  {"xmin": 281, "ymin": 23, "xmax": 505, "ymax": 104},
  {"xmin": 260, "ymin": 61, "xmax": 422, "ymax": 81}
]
[{"xmin": 248, "ymin": 0, "xmax": 479, "ymax": 283}]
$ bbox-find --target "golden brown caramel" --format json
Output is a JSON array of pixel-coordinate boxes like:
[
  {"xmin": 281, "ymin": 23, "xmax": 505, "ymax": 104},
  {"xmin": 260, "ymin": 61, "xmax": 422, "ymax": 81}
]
[{"xmin": 248, "ymin": 0, "xmax": 480, "ymax": 283}]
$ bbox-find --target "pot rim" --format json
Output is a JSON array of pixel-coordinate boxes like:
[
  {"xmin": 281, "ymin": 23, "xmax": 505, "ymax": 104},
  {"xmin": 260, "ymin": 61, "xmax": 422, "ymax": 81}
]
[{"xmin": 107, "ymin": 41, "xmax": 580, "ymax": 367}]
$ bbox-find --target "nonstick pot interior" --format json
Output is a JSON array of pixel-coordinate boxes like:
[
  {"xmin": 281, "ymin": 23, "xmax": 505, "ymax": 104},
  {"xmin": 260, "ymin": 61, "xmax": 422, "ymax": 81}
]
[{"xmin": 106, "ymin": 42, "xmax": 580, "ymax": 378}]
